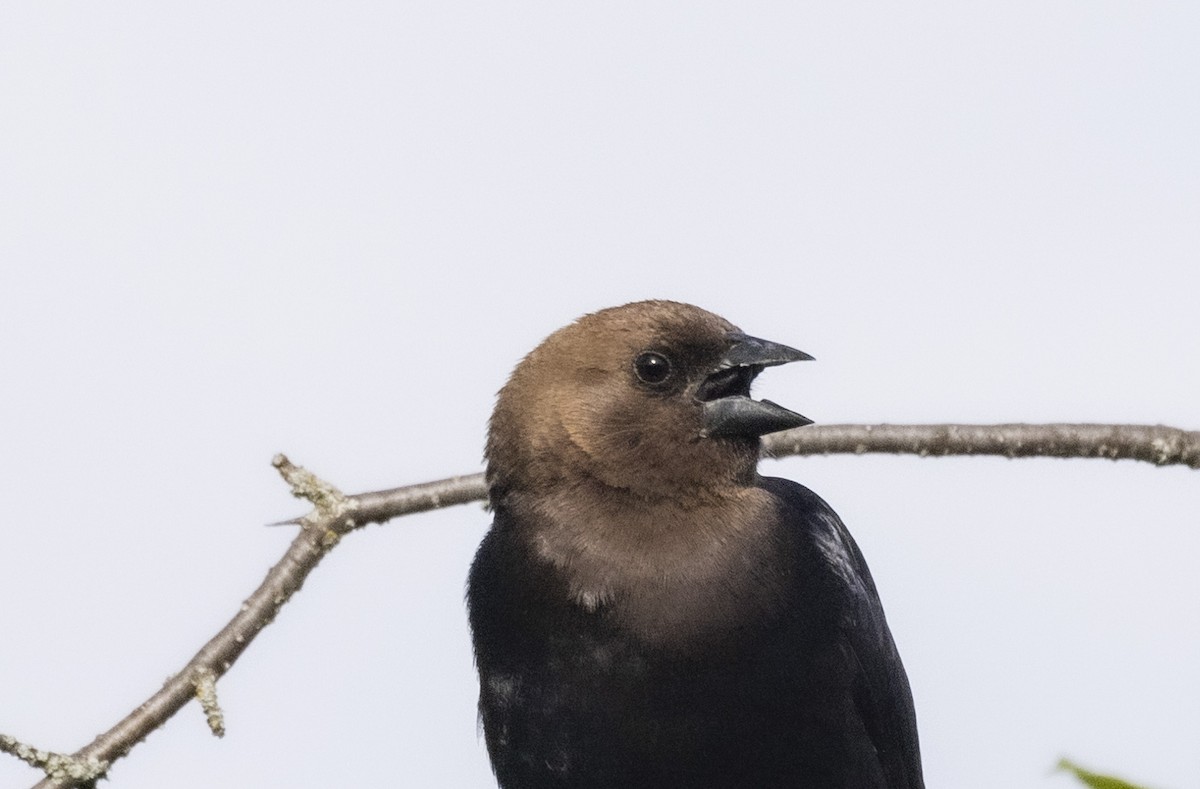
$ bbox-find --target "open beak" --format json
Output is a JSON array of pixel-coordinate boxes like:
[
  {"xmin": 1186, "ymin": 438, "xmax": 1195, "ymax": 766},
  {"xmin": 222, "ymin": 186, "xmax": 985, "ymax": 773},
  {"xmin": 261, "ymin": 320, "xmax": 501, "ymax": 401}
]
[{"xmin": 697, "ymin": 332, "xmax": 814, "ymax": 439}]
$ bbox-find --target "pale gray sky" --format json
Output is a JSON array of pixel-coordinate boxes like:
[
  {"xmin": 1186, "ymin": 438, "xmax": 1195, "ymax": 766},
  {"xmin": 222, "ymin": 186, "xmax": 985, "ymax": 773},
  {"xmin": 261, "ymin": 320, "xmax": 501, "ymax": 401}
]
[{"xmin": 1, "ymin": 3, "xmax": 1198, "ymax": 787}]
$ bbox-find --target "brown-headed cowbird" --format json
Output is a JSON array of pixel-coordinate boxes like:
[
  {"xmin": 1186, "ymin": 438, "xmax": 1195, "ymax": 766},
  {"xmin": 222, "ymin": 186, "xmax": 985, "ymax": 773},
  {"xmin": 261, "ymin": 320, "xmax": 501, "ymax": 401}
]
[{"xmin": 468, "ymin": 300, "xmax": 923, "ymax": 789}]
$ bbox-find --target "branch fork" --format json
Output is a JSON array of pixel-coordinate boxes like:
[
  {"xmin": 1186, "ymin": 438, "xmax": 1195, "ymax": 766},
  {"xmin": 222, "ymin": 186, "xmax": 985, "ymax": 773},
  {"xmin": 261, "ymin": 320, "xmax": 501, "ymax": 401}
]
[{"xmin": 0, "ymin": 735, "xmax": 107, "ymax": 787}]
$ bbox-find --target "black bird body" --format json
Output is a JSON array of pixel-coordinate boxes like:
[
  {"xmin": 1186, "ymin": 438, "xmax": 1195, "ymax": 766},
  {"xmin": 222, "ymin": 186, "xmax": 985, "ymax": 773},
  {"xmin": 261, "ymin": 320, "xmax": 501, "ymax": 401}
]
[{"xmin": 468, "ymin": 301, "xmax": 923, "ymax": 788}]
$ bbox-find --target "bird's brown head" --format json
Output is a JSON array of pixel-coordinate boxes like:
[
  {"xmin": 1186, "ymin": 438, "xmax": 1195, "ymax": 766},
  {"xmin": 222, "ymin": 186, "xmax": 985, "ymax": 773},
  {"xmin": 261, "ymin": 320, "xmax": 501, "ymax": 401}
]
[{"xmin": 486, "ymin": 300, "xmax": 813, "ymax": 504}]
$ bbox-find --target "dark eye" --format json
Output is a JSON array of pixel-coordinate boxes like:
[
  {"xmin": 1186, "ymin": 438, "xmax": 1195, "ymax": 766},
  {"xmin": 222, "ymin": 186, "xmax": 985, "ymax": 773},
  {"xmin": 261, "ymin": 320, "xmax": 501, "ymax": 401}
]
[{"xmin": 634, "ymin": 351, "xmax": 673, "ymax": 385}]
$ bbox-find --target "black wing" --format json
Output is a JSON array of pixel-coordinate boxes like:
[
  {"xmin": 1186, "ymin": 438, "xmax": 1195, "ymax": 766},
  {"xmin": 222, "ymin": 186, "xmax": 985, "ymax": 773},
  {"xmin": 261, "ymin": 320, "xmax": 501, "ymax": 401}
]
[{"xmin": 760, "ymin": 475, "xmax": 926, "ymax": 789}]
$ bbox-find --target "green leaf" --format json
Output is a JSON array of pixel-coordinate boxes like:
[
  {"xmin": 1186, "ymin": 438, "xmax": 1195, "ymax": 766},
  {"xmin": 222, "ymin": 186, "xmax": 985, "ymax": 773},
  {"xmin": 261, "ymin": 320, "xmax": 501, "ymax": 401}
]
[{"xmin": 1057, "ymin": 758, "xmax": 1152, "ymax": 789}]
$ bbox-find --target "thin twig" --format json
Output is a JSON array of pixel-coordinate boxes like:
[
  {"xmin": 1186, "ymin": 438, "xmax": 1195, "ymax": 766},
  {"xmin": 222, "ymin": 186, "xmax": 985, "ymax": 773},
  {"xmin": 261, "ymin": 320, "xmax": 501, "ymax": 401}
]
[
  {"xmin": 17, "ymin": 423, "xmax": 1198, "ymax": 787},
  {"xmin": 192, "ymin": 668, "xmax": 224, "ymax": 739}
]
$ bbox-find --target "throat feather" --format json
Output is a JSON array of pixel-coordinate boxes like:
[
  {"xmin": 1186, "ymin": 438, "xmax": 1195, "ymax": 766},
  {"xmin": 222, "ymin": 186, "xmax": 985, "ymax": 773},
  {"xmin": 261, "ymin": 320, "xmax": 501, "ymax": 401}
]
[{"xmin": 518, "ymin": 486, "xmax": 787, "ymax": 650}]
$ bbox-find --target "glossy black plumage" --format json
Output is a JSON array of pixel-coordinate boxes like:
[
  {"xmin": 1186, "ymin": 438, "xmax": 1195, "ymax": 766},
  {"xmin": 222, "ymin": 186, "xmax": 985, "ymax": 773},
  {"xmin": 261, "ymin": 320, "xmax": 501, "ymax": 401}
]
[{"xmin": 468, "ymin": 301, "xmax": 923, "ymax": 788}]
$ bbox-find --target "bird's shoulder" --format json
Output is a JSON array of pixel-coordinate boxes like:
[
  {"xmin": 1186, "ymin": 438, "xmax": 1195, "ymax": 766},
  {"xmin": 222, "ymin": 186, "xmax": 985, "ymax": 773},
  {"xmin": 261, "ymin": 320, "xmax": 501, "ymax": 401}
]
[{"xmin": 756, "ymin": 475, "xmax": 882, "ymax": 596}]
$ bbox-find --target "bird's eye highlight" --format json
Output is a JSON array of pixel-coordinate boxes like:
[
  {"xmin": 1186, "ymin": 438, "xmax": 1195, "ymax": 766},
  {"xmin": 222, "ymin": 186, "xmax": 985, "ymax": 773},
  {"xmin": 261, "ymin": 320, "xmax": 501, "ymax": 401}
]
[{"xmin": 634, "ymin": 351, "xmax": 673, "ymax": 385}]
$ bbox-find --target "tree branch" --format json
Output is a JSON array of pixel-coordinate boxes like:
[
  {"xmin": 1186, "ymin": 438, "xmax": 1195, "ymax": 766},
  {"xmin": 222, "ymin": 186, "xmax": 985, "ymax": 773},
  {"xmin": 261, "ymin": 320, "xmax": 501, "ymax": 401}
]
[
  {"xmin": 762, "ymin": 423, "xmax": 1200, "ymax": 468},
  {"xmin": 11, "ymin": 423, "xmax": 1197, "ymax": 787}
]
